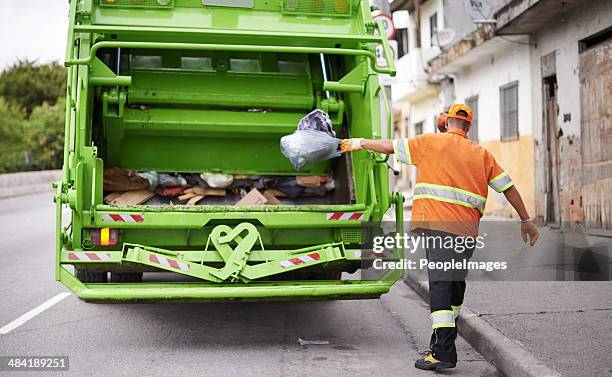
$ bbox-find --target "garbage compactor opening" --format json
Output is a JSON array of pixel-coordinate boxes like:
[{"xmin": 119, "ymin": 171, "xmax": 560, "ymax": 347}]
[
  {"xmin": 94, "ymin": 48, "xmax": 359, "ymax": 207},
  {"xmin": 101, "ymin": 167, "xmax": 354, "ymax": 206}
]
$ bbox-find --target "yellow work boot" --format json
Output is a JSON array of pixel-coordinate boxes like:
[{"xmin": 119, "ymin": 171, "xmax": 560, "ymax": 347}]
[{"xmin": 414, "ymin": 352, "xmax": 456, "ymax": 371}]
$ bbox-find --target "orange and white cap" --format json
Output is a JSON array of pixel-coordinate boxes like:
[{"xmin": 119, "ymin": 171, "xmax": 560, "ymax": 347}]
[
  {"xmin": 447, "ymin": 104, "xmax": 473, "ymax": 124},
  {"xmin": 436, "ymin": 112, "xmax": 448, "ymax": 133},
  {"xmin": 437, "ymin": 112, "xmax": 448, "ymax": 127}
]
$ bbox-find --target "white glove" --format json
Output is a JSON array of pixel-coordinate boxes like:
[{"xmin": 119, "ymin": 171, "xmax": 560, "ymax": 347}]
[{"xmin": 340, "ymin": 138, "xmax": 364, "ymax": 153}]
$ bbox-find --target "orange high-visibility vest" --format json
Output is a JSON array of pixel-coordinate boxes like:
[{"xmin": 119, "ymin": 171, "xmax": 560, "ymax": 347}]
[{"xmin": 393, "ymin": 128, "xmax": 513, "ymax": 236}]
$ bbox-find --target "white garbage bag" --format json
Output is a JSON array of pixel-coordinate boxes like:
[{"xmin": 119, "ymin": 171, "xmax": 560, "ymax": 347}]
[
  {"xmin": 200, "ymin": 173, "xmax": 234, "ymax": 188},
  {"xmin": 280, "ymin": 129, "xmax": 341, "ymax": 171},
  {"xmin": 297, "ymin": 109, "xmax": 335, "ymax": 137}
]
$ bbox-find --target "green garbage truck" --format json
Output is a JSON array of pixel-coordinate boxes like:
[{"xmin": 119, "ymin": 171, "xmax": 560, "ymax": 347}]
[{"xmin": 54, "ymin": 0, "xmax": 403, "ymax": 302}]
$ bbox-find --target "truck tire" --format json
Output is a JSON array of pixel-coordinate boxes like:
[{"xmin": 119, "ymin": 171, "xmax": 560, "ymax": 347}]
[
  {"xmin": 75, "ymin": 268, "xmax": 107, "ymax": 283},
  {"xmin": 270, "ymin": 271, "xmax": 342, "ymax": 281},
  {"xmin": 110, "ymin": 272, "xmax": 143, "ymax": 283},
  {"xmin": 310, "ymin": 271, "xmax": 342, "ymax": 280}
]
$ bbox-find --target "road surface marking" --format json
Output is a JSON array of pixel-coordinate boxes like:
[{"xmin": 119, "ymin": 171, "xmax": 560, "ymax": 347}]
[{"xmin": 0, "ymin": 292, "xmax": 70, "ymax": 335}]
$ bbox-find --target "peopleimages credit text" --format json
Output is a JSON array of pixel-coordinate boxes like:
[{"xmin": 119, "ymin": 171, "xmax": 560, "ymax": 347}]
[{"xmin": 370, "ymin": 233, "xmax": 508, "ymax": 272}]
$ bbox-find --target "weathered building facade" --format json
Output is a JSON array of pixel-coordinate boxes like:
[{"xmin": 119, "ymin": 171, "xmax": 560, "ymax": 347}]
[
  {"xmin": 390, "ymin": 0, "xmax": 611, "ymax": 229},
  {"xmin": 496, "ymin": 0, "xmax": 612, "ymax": 231}
]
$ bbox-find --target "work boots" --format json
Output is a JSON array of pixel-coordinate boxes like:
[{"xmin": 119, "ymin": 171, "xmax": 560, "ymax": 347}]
[{"xmin": 414, "ymin": 352, "xmax": 456, "ymax": 371}]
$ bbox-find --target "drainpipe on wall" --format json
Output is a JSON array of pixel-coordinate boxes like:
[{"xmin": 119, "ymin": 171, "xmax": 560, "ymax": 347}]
[{"xmin": 415, "ymin": 0, "xmax": 421, "ymax": 49}]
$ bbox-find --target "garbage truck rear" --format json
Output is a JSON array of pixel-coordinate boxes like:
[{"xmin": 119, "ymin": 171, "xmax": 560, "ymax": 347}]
[{"xmin": 54, "ymin": 0, "xmax": 403, "ymax": 302}]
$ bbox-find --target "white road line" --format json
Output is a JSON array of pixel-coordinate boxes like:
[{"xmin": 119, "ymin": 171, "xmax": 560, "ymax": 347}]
[{"xmin": 0, "ymin": 292, "xmax": 70, "ymax": 335}]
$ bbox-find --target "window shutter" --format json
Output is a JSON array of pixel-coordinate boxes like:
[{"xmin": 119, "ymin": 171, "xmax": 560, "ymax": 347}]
[
  {"xmin": 466, "ymin": 96, "xmax": 479, "ymax": 142},
  {"xmin": 500, "ymin": 82, "xmax": 519, "ymax": 141}
]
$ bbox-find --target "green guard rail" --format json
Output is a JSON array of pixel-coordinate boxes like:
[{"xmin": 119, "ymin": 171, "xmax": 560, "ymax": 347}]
[
  {"xmin": 373, "ymin": 82, "xmax": 392, "ymax": 164},
  {"xmin": 65, "ymin": 41, "xmax": 397, "ymax": 75},
  {"xmin": 374, "ymin": 21, "xmax": 396, "ymax": 74}
]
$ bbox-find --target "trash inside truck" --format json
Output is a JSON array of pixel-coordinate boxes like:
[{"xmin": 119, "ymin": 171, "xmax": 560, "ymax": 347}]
[{"xmin": 54, "ymin": 0, "xmax": 403, "ymax": 302}]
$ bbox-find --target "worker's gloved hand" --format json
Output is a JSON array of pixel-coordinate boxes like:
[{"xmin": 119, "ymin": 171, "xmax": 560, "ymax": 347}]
[
  {"xmin": 340, "ymin": 138, "xmax": 364, "ymax": 153},
  {"xmin": 520, "ymin": 220, "xmax": 539, "ymax": 246}
]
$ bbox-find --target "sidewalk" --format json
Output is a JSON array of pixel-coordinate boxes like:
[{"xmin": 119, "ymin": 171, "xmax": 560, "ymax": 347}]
[
  {"xmin": 403, "ymin": 223, "xmax": 612, "ymax": 377},
  {"xmin": 0, "ymin": 169, "xmax": 61, "ymax": 199},
  {"xmin": 464, "ymin": 280, "xmax": 611, "ymax": 377}
]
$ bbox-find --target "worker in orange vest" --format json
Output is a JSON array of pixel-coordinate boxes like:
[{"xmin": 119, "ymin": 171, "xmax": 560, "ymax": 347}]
[{"xmin": 341, "ymin": 104, "xmax": 539, "ymax": 371}]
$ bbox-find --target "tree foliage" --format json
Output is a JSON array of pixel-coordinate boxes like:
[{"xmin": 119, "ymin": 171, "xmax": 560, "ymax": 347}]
[
  {"xmin": 0, "ymin": 60, "xmax": 67, "ymax": 114},
  {"xmin": 0, "ymin": 97, "xmax": 29, "ymax": 172},
  {"xmin": 23, "ymin": 98, "xmax": 66, "ymax": 171},
  {"xmin": 0, "ymin": 61, "xmax": 67, "ymax": 173}
]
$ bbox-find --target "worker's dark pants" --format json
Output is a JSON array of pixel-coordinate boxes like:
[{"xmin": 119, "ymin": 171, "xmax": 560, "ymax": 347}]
[{"xmin": 424, "ymin": 230, "xmax": 474, "ymax": 364}]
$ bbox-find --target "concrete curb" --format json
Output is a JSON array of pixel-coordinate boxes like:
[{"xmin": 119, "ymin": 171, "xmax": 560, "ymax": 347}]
[
  {"xmin": 404, "ymin": 277, "xmax": 562, "ymax": 377},
  {"xmin": 0, "ymin": 170, "xmax": 61, "ymax": 200}
]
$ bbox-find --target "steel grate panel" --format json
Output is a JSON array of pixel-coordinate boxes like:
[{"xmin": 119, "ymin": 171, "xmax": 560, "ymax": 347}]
[
  {"xmin": 282, "ymin": 0, "xmax": 354, "ymax": 17},
  {"xmin": 340, "ymin": 227, "xmax": 364, "ymax": 245},
  {"xmin": 100, "ymin": 0, "xmax": 174, "ymax": 9}
]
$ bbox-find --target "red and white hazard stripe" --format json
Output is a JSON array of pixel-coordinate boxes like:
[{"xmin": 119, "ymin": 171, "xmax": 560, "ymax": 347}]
[
  {"xmin": 101, "ymin": 214, "xmax": 144, "ymax": 223},
  {"xmin": 326, "ymin": 212, "xmax": 364, "ymax": 221},
  {"xmin": 148, "ymin": 254, "xmax": 189, "ymax": 272},
  {"xmin": 68, "ymin": 252, "xmax": 111, "ymax": 261},
  {"xmin": 280, "ymin": 252, "xmax": 321, "ymax": 268}
]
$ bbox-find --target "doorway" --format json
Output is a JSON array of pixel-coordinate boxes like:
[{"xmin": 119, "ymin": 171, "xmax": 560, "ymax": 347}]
[
  {"xmin": 543, "ymin": 75, "xmax": 560, "ymax": 225},
  {"xmin": 579, "ymin": 30, "xmax": 612, "ymax": 230}
]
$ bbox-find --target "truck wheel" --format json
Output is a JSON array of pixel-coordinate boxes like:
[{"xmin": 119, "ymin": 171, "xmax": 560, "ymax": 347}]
[
  {"xmin": 310, "ymin": 271, "xmax": 342, "ymax": 280},
  {"xmin": 75, "ymin": 268, "xmax": 107, "ymax": 283},
  {"xmin": 110, "ymin": 272, "xmax": 143, "ymax": 283}
]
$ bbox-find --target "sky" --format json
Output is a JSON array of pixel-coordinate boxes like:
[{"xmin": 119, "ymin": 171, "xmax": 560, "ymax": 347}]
[{"xmin": 0, "ymin": 0, "xmax": 69, "ymax": 70}]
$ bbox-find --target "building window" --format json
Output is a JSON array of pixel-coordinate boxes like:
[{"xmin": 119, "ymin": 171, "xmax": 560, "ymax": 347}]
[
  {"xmin": 466, "ymin": 95, "xmax": 479, "ymax": 142},
  {"xmin": 500, "ymin": 81, "xmax": 519, "ymax": 141},
  {"xmin": 396, "ymin": 28, "xmax": 409, "ymax": 58},
  {"xmin": 414, "ymin": 121, "xmax": 424, "ymax": 136},
  {"xmin": 429, "ymin": 12, "xmax": 438, "ymax": 47}
]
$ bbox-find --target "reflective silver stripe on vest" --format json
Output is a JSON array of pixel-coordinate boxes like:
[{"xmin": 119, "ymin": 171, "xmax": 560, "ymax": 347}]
[
  {"xmin": 431, "ymin": 310, "xmax": 455, "ymax": 329},
  {"xmin": 451, "ymin": 305, "xmax": 462, "ymax": 318},
  {"xmin": 414, "ymin": 184, "xmax": 486, "ymax": 213},
  {"xmin": 393, "ymin": 139, "xmax": 411, "ymax": 165},
  {"xmin": 489, "ymin": 172, "xmax": 513, "ymax": 192}
]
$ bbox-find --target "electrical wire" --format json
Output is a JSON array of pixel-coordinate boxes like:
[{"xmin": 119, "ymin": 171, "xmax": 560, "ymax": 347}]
[
  {"xmin": 498, "ymin": 35, "xmax": 536, "ymax": 46},
  {"xmin": 472, "ymin": 2, "xmax": 536, "ymax": 46}
]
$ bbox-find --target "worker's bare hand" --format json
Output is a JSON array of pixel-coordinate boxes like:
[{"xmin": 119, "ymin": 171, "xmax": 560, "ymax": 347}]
[
  {"xmin": 520, "ymin": 221, "xmax": 539, "ymax": 246},
  {"xmin": 340, "ymin": 138, "xmax": 363, "ymax": 153}
]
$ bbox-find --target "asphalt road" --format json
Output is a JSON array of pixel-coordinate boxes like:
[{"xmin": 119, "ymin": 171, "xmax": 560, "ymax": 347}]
[{"xmin": 0, "ymin": 192, "xmax": 501, "ymax": 377}]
